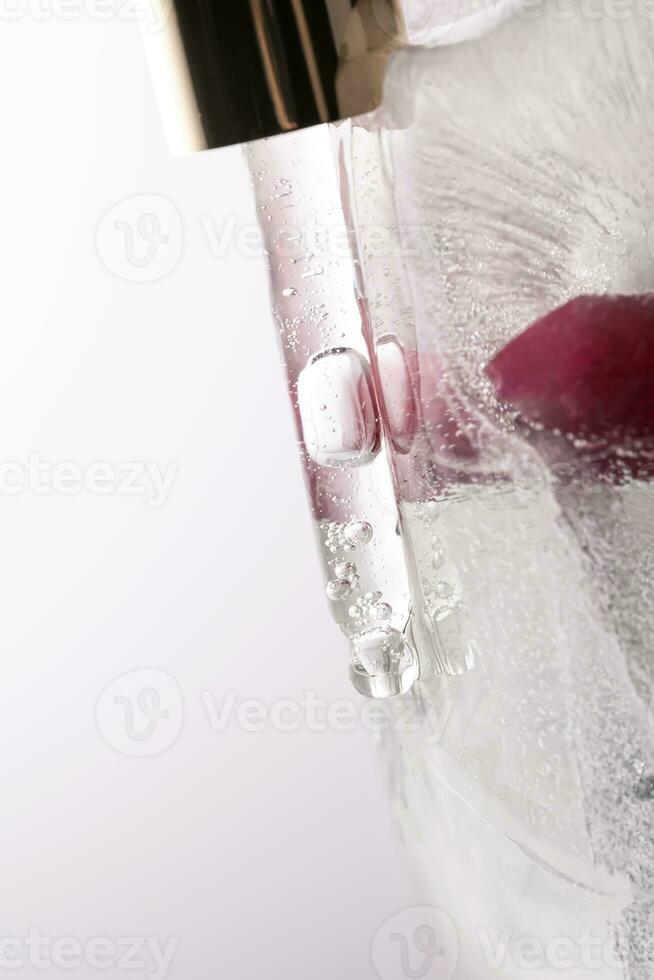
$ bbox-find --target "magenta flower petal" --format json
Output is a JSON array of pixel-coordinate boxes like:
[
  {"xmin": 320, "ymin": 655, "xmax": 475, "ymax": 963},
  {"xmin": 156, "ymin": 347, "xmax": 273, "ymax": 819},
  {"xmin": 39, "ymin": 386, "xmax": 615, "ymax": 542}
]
[{"xmin": 486, "ymin": 294, "xmax": 654, "ymax": 441}]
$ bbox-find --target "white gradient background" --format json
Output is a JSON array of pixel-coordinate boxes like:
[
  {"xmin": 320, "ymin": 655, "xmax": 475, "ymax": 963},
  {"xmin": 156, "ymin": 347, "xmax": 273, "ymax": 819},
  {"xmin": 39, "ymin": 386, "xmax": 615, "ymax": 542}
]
[{"xmin": 0, "ymin": 15, "xmax": 419, "ymax": 980}]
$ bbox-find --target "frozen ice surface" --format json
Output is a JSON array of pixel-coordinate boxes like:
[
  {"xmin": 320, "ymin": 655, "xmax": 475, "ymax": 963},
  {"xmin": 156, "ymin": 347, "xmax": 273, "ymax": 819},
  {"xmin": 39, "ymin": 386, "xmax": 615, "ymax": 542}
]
[
  {"xmin": 384, "ymin": 5, "xmax": 654, "ymax": 403},
  {"xmin": 350, "ymin": 7, "xmax": 654, "ymax": 976}
]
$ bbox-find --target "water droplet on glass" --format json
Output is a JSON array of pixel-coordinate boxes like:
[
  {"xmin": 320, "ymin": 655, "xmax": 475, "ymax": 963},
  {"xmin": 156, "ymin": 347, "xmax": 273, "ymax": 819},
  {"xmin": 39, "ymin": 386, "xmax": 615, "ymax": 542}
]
[
  {"xmin": 432, "ymin": 550, "xmax": 445, "ymax": 570},
  {"xmin": 282, "ymin": 287, "xmax": 297, "ymax": 297},
  {"xmin": 272, "ymin": 178, "xmax": 293, "ymax": 199},
  {"xmin": 297, "ymin": 349, "xmax": 381, "ymax": 468},
  {"xmin": 434, "ymin": 580, "xmax": 455, "ymax": 599},
  {"xmin": 350, "ymin": 627, "xmax": 419, "ymax": 699}
]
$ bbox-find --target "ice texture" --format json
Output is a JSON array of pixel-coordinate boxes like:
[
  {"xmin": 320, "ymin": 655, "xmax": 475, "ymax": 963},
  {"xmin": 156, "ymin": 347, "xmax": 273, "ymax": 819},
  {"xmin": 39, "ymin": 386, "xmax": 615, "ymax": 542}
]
[
  {"xmin": 384, "ymin": 7, "xmax": 654, "ymax": 406},
  {"xmin": 345, "ymin": 7, "xmax": 654, "ymax": 976}
]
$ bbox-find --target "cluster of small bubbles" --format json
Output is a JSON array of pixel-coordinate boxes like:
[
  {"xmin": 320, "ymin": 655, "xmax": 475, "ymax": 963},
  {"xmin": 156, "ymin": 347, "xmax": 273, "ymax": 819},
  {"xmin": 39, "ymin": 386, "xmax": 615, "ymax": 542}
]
[
  {"xmin": 326, "ymin": 560, "xmax": 359, "ymax": 602},
  {"xmin": 425, "ymin": 581, "xmax": 461, "ymax": 623},
  {"xmin": 323, "ymin": 522, "xmax": 351, "ymax": 554},
  {"xmin": 420, "ymin": 531, "xmax": 451, "ymax": 610},
  {"xmin": 322, "ymin": 520, "xmax": 373, "ymax": 554},
  {"xmin": 271, "ymin": 178, "xmax": 293, "ymax": 199},
  {"xmin": 279, "ymin": 315, "xmax": 302, "ymax": 354},
  {"xmin": 348, "ymin": 591, "xmax": 393, "ymax": 628},
  {"xmin": 249, "ymin": 162, "xmax": 267, "ymax": 182}
]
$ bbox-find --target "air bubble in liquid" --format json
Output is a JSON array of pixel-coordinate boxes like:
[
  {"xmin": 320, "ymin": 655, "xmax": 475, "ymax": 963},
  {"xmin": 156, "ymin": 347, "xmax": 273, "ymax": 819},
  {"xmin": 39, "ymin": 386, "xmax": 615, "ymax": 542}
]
[
  {"xmin": 344, "ymin": 521, "xmax": 373, "ymax": 547},
  {"xmin": 326, "ymin": 580, "xmax": 352, "ymax": 602},
  {"xmin": 432, "ymin": 539, "xmax": 446, "ymax": 568},
  {"xmin": 374, "ymin": 602, "xmax": 392, "ymax": 621},
  {"xmin": 334, "ymin": 562, "xmax": 357, "ymax": 582}
]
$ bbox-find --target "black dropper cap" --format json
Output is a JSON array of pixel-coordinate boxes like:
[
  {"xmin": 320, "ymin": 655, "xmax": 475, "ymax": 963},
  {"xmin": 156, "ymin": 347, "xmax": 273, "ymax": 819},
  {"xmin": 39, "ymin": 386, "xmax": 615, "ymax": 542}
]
[{"xmin": 144, "ymin": 0, "xmax": 402, "ymax": 153}]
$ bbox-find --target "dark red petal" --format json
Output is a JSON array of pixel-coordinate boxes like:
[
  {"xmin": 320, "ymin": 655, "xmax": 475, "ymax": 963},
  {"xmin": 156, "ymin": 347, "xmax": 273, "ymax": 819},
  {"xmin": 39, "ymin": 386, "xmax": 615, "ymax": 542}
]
[{"xmin": 486, "ymin": 294, "xmax": 654, "ymax": 440}]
